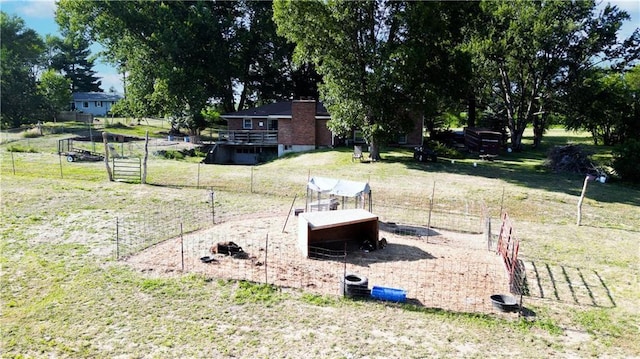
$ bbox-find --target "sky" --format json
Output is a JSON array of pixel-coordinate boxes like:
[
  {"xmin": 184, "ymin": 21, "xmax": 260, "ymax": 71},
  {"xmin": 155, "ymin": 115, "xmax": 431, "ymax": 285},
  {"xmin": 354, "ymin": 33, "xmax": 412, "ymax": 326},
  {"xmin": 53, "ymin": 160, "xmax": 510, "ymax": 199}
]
[
  {"xmin": 1, "ymin": 0, "xmax": 638, "ymax": 96},
  {"xmin": 0, "ymin": 0, "xmax": 123, "ymax": 94}
]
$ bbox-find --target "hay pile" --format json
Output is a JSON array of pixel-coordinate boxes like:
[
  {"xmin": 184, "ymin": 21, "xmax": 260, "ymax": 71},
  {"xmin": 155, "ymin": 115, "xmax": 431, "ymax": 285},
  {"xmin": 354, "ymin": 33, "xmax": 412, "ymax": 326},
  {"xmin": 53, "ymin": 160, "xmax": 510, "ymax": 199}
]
[{"xmin": 545, "ymin": 145, "xmax": 597, "ymax": 174}]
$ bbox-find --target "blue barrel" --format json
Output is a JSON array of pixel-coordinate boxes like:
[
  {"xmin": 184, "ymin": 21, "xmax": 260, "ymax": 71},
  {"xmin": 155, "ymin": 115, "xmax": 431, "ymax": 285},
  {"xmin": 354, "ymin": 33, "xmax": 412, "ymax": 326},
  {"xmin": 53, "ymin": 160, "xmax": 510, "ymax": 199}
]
[
  {"xmin": 168, "ymin": 135, "xmax": 174, "ymax": 141},
  {"xmin": 371, "ymin": 286, "xmax": 406, "ymax": 303}
]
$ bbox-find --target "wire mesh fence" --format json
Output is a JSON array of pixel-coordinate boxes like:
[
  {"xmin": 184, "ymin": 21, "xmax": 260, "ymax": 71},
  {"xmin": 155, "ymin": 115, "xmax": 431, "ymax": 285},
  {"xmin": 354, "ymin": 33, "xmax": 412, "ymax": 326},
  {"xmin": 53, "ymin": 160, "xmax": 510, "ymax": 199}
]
[
  {"xmin": 124, "ymin": 215, "xmax": 508, "ymax": 314},
  {"xmin": 115, "ymin": 192, "xmax": 215, "ymax": 259},
  {"xmin": 117, "ymin": 191, "xmax": 513, "ymax": 314}
]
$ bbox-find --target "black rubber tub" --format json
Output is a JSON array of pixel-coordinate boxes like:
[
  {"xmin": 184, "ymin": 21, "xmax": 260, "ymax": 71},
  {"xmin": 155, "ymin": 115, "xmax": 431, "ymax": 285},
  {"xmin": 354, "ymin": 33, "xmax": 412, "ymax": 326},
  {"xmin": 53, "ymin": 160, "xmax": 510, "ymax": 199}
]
[
  {"xmin": 200, "ymin": 256, "xmax": 216, "ymax": 263},
  {"xmin": 490, "ymin": 294, "xmax": 519, "ymax": 312}
]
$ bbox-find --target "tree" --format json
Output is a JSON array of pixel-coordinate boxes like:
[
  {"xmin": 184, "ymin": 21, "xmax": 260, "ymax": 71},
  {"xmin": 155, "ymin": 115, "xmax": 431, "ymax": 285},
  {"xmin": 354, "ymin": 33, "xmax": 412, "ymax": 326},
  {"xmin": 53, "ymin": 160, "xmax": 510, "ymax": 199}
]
[
  {"xmin": 274, "ymin": 1, "xmax": 406, "ymax": 160},
  {"xmin": 234, "ymin": 1, "xmax": 295, "ymax": 109},
  {"xmin": 48, "ymin": 31, "xmax": 102, "ymax": 92},
  {"xmin": 38, "ymin": 69, "xmax": 72, "ymax": 122},
  {"xmin": 274, "ymin": 1, "xmax": 477, "ymax": 160},
  {"xmin": 612, "ymin": 139, "xmax": 640, "ymax": 182},
  {"xmin": 56, "ymin": 0, "xmax": 305, "ymax": 126},
  {"xmin": 400, "ymin": 1, "xmax": 477, "ymax": 136},
  {"xmin": 0, "ymin": 12, "xmax": 45, "ymax": 128},
  {"xmin": 470, "ymin": 0, "xmax": 637, "ymax": 150},
  {"xmin": 564, "ymin": 68, "xmax": 637, "ymax": 146}
]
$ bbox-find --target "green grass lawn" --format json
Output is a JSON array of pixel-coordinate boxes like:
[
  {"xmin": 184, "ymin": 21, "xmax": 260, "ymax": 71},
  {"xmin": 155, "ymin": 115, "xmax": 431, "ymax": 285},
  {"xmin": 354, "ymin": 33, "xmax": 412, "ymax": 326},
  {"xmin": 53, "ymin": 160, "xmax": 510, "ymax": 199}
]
[{"xmin": 1, "ymin": 124, "xmax": 638, "ymax": 358}]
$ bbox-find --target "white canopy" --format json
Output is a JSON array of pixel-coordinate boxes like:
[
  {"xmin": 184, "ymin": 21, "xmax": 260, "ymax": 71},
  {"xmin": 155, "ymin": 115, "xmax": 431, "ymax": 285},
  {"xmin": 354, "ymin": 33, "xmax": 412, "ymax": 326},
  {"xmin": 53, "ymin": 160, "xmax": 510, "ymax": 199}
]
[{"xmin": 307, "ymin": 176, "xmax": 370, "ymax": 198}]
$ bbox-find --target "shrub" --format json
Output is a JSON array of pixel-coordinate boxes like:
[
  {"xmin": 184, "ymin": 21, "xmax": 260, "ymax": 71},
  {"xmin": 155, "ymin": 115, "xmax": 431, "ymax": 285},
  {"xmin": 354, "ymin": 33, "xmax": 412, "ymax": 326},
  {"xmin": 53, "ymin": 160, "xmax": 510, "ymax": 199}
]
[
  {"xmin": 425, "ymin": 140, "xmax": 465, "ymax": 159},
  {"xmin": 159, "ymin": 150, "xmax": 185, "ymax": 160},
  {"xmin": 22, "ymin": 127, "xmax": 44, "ymax": 138},
  {"xmin": 7, "ymin": 144, "xmax": 37, "ymax": 153},
  {"xmin": 612, "ymin": 138, "xmax": 640, "ymax": 182},
  {"xmin": 104, "ymin": 122, "xmax": 129, "ymax": 129}
]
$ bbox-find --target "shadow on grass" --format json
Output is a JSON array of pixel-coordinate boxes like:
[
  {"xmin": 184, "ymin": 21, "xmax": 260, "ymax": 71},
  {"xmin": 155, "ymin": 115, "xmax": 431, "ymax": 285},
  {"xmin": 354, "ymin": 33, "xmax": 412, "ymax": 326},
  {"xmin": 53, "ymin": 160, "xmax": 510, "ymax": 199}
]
[
  {"xmin": 378, "ymin": 142, "xmax": 639, "ymax": 207},
  {"xmin": 526, "ymin": 260, "xmax": 616, "ymax": 308}
]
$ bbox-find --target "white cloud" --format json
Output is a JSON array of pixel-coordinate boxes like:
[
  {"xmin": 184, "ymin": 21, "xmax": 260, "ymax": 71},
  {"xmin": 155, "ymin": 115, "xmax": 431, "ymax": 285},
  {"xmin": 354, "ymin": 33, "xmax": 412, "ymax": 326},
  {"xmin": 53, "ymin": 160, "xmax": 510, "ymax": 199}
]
[
  {"xmin": 99, "ymin": 72, "xmax": 124, "ymax": 94},
  {"xmin": 598, "ymin": 0, "xmax": 639, "ymax": 41},
  {"xmin": 606, "ymin": 0, "xmax": 639, "ymax": 15},
  {"xmin": 14, "ymin": 0, "xmax": 56, "ymax": 18}
]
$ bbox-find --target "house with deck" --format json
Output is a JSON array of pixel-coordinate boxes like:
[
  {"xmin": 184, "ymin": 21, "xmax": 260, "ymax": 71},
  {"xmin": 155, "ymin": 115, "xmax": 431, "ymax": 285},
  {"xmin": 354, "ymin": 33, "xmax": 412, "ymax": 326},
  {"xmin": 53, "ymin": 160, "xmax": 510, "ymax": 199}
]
[{"xmin": 208, "ymin": 99, "xmax": 423, "ymax": 165}]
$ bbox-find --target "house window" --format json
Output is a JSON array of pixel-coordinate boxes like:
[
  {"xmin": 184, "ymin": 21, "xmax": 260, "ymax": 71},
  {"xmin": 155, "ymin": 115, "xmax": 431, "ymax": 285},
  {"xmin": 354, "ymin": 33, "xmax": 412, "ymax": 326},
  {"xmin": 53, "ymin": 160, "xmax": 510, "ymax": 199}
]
[
  {"xmin": 268, "ymin": 119, "xmax": 278, "ymax": 131},
  {"xmin": 243, "ymin": 119, "xmax": 252, "ymax": 129},
  {"xmin": 397, "ymin": 134, "xmax": 408, "ymax": 144},
  {"xmin": 353, "ymin": 130, "xmax": 365, "ymax": 144},
  {"xmin": 82, "ymin": 102, "xmax": 89, "ymax": 108},
  {"xmin": 95, "ymin": 101, "xmax": 103, "ymax": 107}
]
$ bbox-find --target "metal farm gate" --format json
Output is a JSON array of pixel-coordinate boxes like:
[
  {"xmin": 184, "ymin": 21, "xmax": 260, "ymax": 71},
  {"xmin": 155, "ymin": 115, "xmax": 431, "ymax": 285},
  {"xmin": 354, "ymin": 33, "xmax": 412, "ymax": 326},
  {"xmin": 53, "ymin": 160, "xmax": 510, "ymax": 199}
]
[{"xmin": 112, "ymin": 158, "xmax": 141, "ymax": 182}]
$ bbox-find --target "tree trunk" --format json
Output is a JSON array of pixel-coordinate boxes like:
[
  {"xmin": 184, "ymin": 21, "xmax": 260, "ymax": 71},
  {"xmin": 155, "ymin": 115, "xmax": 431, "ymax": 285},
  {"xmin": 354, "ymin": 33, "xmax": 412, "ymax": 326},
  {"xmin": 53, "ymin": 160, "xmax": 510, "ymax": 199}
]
[
  {"xmin": 237, "ymin": 82, "xmax": 248, "ymax": 111},
  {"xmin": 509, "ymin": 124, "xmax": 525, "ymax": 151},
  {"xmin": 532, "ymin": 114, "xmax": 545, "ymax": 149},
  {"xmin": 369, "ymin": 138, "xmax": 381, "ymax": 162},
  {"xmin": 467, "ymin": 93, "xmax": 476, "ymax": 128}
]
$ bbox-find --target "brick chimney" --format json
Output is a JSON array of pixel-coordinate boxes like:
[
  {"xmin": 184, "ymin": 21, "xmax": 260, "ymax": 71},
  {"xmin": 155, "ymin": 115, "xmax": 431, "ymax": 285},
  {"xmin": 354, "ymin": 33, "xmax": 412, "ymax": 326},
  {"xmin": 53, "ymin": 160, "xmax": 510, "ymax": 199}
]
[{"xmin": 291, "ymin": 99, "xmax": 317, "ymax": 146}]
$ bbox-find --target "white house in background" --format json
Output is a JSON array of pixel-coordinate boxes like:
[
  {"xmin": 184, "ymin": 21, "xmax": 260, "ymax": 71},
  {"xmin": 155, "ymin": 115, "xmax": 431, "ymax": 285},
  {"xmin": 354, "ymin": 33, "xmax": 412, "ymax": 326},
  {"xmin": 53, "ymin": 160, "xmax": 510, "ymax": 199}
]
[{"xmin": 71, "ymin": 92, "xmax": 123, "ymax": 116}]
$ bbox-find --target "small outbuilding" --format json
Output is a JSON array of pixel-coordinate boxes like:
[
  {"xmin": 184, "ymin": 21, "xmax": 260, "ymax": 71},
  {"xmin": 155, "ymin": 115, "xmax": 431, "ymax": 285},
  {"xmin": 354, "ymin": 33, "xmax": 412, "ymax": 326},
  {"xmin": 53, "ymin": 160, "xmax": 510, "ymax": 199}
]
[
  {"xmin": 305, "ymin": 176, "xmax": 372, "ymax": 212},
  {"xmin": 298, "ymin": 208, "xmax": 379, "ymax": 258}
]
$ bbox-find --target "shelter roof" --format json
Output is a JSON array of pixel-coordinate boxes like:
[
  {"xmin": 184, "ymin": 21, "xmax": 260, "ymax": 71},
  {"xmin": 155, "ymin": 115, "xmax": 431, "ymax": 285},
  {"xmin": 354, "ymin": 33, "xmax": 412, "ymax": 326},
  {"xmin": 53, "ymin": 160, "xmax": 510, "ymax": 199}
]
[{"xmin": 307, "ymin": 176, "xmax": 370, "ymax": 197}]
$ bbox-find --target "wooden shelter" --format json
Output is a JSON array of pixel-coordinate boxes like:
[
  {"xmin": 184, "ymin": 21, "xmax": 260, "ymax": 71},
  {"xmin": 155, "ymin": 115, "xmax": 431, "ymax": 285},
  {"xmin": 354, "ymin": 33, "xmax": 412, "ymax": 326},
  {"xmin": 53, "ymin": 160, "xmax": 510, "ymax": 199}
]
[{"xmin": 297, "ymin": 209, "xmax": 379, "ymax": 258}]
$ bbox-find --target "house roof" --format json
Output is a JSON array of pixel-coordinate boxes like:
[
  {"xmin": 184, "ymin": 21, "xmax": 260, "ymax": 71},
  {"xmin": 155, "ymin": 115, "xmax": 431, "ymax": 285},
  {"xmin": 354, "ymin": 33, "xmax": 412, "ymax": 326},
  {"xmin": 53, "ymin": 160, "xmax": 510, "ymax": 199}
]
[
  {"xmin": 222, "ymin": 101, "xmax": 329, "ymax": 119},
  {"xmin": 72, "ymin": 92, "xmax": 123, "ymax": 101}
]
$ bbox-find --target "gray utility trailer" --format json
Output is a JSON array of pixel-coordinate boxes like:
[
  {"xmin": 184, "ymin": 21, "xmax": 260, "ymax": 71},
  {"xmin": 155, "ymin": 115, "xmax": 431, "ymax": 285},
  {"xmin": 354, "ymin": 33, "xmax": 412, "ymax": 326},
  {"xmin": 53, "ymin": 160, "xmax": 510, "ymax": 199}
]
[{"xmin": 58, "ymin": 138, "xmax": 104, "ymax": 162}]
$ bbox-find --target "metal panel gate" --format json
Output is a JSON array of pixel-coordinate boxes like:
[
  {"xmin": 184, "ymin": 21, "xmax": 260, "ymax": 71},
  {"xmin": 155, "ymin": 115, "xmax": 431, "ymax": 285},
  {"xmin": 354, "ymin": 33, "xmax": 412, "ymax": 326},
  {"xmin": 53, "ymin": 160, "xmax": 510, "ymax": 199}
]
[{"xmin": 112, "ymin": 158, "xmax": 141, "ymax": 182}]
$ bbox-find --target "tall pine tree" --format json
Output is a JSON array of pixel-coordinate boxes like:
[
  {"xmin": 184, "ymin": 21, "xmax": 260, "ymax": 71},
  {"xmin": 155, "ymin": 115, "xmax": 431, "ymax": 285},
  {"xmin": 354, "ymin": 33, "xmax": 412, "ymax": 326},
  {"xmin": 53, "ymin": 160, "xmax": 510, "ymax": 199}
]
[{"xmin": 49, "ymin": 31, "xmax": 102, "ymax": 92}]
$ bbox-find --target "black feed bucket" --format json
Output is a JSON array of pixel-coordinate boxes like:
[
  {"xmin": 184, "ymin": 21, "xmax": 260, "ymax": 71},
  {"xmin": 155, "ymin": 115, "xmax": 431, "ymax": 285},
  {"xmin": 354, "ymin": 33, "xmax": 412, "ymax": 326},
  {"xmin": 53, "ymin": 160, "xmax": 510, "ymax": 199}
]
[{"xmin": 490, "ymin": 294, "xmax": 519, "ymax": 312}]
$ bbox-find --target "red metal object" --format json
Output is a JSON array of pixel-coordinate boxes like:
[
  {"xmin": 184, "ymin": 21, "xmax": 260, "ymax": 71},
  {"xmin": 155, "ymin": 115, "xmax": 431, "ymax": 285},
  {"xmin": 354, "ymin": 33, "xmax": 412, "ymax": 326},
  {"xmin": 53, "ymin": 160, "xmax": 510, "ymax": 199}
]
[{"xmin": 497, "ymin": 212, "xmax": 520, "ymax": 289}]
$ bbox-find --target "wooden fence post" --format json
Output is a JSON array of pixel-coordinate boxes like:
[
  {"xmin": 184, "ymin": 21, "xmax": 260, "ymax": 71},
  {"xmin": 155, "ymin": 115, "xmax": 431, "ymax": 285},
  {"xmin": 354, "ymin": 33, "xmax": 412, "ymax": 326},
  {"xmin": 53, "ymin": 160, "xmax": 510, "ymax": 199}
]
[
  {"xmin": 576, "ymin": 175, "xmax": 590, "ymax": 226},
  {"xmin": 142, "ymin": 131, "xmax": 149, "ymax": 184},
  {"xmin": 102, "ymin": 132, "xmax": 113, "ymax": 181}
]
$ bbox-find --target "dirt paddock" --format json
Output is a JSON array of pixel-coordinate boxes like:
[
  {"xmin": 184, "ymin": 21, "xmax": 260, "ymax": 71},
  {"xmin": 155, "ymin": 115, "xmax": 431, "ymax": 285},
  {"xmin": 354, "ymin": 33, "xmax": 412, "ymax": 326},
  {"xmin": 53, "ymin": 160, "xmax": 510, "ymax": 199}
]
[{"xmin": 126, "ymin": 213, "xmax": 511, "ymax": 314}]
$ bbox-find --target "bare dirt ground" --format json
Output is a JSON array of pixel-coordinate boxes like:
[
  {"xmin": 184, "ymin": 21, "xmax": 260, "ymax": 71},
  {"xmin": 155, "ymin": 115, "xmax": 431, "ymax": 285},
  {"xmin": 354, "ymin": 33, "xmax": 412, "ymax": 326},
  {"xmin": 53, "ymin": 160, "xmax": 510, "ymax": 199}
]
[{"xmin": 126, "ymin": 212, "xmax": 512, "ymax": 314}]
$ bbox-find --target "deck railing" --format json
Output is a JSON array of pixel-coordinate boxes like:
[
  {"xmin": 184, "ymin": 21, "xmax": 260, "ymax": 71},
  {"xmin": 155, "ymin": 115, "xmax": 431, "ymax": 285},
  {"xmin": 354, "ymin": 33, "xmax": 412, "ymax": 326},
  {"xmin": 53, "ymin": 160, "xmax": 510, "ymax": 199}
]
[{"xmin": 217, "ymin": 130, "xmax": 278, "ymax": 144}]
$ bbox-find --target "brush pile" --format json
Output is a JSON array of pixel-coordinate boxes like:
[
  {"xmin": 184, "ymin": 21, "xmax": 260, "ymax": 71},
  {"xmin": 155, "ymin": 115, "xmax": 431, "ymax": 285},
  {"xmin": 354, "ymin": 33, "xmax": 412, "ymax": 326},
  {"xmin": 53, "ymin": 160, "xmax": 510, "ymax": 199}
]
[{"xmin": 545, "ymin": 145, "xmax": 597, "ymax": 174}]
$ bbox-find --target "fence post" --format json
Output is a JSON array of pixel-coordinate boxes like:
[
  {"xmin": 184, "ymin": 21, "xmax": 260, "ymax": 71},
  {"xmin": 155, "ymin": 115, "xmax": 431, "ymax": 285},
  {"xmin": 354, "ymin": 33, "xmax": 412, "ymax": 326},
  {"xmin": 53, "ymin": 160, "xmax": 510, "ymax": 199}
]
[
  {"xmin": 116, "ymin": 217, "xmax": 120, "ymax": 260},
  {"xmin": 282, "ymin": 194, "xmax": 297, "ymax": 233},
  {"xmin": 342, "ymin": 242, "xmax": 347, "ymax": 296},
  {"xmin": 210, "ymin": 188, "xmax": 215, "ymax": 225},
  {"xmin": 142, "ymin": 131, "xmax": 149, "ymax": 184},
  {"xmin": 500, "ymin": 186, "xmax": 505, "ymax": 218},
  {"xmin": 197, "ymin": 163, "xmax": 201, "ymax": 189},
  {"xmin": 102, "ymin": 132, "xmax": 113, "ymax": 181},
  {"xmin": 486, "ymin": 217, "xmax": 492, "ymax": 251},
  {"xmin": 427, "ymin": 181, "xmax": 435, "ymax": 241},
  {"xmin": 265, "ymin": 234, "xmax": 269, "ymax": 285},
  {"xmin": 180, "ymin": 223, "xmax": 184, "ymax": 271}
]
